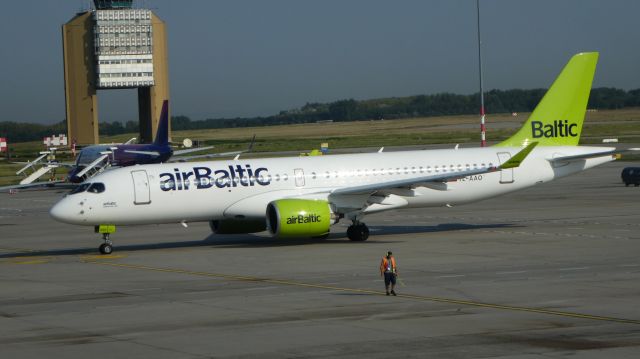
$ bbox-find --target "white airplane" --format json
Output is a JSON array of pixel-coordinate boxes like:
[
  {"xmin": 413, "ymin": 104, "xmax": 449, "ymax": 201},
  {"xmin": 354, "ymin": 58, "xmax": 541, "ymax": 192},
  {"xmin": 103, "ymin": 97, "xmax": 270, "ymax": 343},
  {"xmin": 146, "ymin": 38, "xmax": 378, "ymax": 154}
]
[{"xmin": 50, "ymin": 52, "xmax": 638, "ymax": 254}]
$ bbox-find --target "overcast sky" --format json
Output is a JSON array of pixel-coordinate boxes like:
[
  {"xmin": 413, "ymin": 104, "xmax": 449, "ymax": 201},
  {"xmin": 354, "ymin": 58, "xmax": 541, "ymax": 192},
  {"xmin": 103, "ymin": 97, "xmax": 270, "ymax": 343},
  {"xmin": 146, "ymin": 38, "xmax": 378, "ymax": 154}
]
[{"xmin": 0, "ymin": 0, "xmax": 638, "ymax": 124}]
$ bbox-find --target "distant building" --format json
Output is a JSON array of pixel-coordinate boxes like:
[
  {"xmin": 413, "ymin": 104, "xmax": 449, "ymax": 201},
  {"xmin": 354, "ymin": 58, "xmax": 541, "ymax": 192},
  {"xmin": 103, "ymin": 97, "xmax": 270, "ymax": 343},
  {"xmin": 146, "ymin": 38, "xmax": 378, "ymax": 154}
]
[{"xmin": 62, "ymin": 0, "xmax": 169, "ymax": 144}]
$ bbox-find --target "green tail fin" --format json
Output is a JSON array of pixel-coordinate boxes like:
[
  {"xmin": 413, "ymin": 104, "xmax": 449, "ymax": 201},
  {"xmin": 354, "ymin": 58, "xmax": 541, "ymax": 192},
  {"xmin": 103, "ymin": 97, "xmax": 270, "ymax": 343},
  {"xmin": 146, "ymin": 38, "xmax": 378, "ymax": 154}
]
[{"xmin": 496, "ymin": 52, "xmax": 598, "ymax": 147}]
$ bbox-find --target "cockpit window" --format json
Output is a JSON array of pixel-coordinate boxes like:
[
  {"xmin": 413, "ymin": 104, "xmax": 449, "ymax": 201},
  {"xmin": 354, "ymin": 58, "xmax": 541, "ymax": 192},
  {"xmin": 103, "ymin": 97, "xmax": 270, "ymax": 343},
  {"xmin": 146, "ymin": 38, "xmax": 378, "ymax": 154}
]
[
  {"xmin": 87, "ymin": 183, "xmax": 106, "ymax": 193},
  {"xmin": 69, "ymin": 182, "xmax": 105, "ymax": 195},
  {"xmin": 70, "ymin": 183, "xmax": 90, "ymax": 194}
]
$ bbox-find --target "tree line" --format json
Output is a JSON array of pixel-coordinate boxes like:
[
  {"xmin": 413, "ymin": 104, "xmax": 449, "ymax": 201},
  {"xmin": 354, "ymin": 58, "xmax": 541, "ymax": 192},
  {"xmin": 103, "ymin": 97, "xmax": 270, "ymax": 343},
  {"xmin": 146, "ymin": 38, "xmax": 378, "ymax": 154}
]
[{"xmin": 2, "ymin": 87, "xmax": 639, "ymax": 143}]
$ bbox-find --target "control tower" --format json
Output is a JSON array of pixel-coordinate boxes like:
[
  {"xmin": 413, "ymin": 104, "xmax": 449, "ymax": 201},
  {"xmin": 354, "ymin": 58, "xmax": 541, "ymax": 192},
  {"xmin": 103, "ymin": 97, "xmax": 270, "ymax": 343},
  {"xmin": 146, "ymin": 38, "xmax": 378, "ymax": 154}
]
[{"xmin": 62, "ymin": 0, "xmax": 169, "ymax": 144}]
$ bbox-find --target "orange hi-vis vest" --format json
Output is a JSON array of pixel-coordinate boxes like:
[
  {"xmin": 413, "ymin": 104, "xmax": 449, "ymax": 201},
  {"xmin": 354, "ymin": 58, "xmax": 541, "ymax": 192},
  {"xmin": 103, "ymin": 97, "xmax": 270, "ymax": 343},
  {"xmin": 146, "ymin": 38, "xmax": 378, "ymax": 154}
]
[{"xmin": 380, "ymin": 256, "xmax": 397, "ymax": 274}]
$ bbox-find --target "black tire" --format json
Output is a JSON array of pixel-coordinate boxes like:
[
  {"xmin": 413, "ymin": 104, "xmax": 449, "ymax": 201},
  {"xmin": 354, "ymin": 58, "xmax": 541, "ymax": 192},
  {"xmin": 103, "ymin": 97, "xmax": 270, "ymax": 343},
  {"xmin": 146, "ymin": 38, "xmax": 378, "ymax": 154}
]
[
  {"xmin": 99, "ymin": 243, "xmax": 113, "ymax": 255},
  {"xmin": 348, "ymin": 224, "xmax": 369, "ymax": 241}
]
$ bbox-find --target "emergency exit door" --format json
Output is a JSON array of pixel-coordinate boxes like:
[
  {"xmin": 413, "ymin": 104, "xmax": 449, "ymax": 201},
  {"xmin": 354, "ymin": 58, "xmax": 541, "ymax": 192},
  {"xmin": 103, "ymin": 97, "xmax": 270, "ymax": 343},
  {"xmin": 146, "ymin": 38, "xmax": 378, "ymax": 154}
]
[
  {"xmin": 131, "ymin": 170, "xmax": 151, "ymax": 204},
  {"xmin": 497, "ymin": 152, "xmax": 514, "ymax": 184},
  {"xmin": 294, "ymin": 168, "xmax": 305, "ymax": 187}
]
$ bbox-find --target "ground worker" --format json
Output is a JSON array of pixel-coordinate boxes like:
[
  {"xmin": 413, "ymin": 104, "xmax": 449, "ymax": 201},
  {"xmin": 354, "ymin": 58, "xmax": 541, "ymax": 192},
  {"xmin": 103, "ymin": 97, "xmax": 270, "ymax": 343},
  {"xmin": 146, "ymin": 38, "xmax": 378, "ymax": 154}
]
[{"xmin": 380, "ymin": 251, "xmax": 398, "ymax": 296}]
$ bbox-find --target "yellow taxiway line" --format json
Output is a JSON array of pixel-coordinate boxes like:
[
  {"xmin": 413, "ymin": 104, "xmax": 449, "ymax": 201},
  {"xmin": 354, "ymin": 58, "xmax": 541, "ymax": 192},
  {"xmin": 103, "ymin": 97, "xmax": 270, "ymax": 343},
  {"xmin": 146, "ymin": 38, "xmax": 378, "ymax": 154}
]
[{"xmin": 84, "ymin": 259, "xmax": 640, "ymax": 325}]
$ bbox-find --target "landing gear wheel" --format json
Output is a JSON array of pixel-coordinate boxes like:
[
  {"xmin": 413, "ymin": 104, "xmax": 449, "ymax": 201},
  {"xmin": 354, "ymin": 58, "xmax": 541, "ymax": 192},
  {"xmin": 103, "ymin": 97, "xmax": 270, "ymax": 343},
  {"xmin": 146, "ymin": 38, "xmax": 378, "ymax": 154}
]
[
  {"xmin": 347, "ymin": 223, "xmax": 369, "ymax": 241},
  {"xmin": 98, "ymin": 232, "xmax": 113, "ymax": 255},
  {"xmin": 99, "ymin": 243, "xmax": 113, "ymax": 255}
]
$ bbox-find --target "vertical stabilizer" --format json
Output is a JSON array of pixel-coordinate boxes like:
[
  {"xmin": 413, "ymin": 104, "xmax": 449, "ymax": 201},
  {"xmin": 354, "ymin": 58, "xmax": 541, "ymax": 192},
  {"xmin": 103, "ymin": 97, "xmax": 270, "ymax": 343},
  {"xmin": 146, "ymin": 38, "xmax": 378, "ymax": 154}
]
[
  {"xmin": 153, "ymin": 100, "xmax": 169, "ymax": 146},
  {"xmin": 496, "ymin": 52, "xmax": 598, "ymax": 147}
]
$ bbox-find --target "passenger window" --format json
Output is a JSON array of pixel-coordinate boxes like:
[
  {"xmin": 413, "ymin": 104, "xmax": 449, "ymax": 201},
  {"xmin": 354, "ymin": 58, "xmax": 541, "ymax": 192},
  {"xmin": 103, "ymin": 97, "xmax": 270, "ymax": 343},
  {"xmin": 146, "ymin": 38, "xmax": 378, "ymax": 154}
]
[
  {"xmin": 311, "ymin": 172, "xmax": 316, "ymax": 179},
  {"xmin": 275, "ymin": 174, "xmax": 280, "ymax": 181},
  {"xmin": 87, "ymin": 183, "xmax": 105, "ymax": 194},
  {"xmin": 283, "ymin": 174, "xmax": 288, "ymax": 181}
]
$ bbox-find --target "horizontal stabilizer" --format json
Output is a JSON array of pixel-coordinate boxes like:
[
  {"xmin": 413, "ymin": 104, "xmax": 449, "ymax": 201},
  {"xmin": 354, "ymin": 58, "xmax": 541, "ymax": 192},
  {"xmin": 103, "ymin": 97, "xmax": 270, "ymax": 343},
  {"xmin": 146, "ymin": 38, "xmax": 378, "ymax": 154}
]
[{"xmin": 548, "ymin": 148, "xmax": 640, "ymax": 163}]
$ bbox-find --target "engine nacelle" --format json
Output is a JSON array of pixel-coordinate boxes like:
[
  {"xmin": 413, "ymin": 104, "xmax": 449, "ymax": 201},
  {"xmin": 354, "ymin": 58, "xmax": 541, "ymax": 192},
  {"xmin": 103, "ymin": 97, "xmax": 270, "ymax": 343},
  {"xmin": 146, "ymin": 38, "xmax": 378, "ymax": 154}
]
[
  {"xmin": 266, "ymin": 199, "xmax": 335, "ymax": 237},
  {"xmin": 209, "ymin": 219, "xmax": 266, "ymax": 234}
]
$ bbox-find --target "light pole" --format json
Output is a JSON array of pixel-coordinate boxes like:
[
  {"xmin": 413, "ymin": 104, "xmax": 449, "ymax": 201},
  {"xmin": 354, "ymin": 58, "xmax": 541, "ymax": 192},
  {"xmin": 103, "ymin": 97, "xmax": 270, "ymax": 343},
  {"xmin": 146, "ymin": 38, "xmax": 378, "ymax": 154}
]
[{"xmin": 477, "ymin": 0, "xmax": 486, "ymax": 147}]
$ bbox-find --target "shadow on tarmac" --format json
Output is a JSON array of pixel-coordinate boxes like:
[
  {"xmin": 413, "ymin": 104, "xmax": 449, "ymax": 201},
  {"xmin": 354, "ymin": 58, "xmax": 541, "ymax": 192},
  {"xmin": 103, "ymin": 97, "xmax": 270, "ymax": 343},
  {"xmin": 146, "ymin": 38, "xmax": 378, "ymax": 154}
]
[{"xmin": 0, "ymin": 223, "xmax": 516, "ymax": 258}]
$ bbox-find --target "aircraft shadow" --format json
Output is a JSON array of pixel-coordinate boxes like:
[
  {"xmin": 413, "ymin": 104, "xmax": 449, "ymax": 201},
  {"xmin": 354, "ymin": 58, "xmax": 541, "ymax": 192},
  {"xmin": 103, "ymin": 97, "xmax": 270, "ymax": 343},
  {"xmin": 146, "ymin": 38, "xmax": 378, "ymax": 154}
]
[
  {"xmin": 0, "ymin": 223, "xmax": 515, "ymax": 258},
  {"xmin": 369, "ymin": 222, "xmax": 517, "ymax": 236}
]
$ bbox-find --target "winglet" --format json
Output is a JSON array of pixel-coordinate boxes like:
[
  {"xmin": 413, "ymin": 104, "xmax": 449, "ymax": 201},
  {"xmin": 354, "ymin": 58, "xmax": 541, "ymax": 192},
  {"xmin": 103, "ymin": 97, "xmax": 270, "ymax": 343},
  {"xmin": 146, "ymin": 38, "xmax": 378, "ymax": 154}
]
[
  {"xmin": 247, "ymin": 134, "xmax": 256, "ymax": 152},
  {"xmin": 500, "ymin": 142, "xmax": 538, "ymax": 169}
]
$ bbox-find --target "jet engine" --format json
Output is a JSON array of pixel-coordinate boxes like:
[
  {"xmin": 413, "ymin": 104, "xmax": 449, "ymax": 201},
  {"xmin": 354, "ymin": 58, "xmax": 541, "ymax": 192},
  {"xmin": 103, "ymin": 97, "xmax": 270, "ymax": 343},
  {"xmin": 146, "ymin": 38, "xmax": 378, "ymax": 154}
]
[
  {"xmin": 266, "ymin": 199, "xmax": 336, "ymax": 237},
  {"xmin": 209, "ymin": 219, "xmax": 266, "ymax": 234}
]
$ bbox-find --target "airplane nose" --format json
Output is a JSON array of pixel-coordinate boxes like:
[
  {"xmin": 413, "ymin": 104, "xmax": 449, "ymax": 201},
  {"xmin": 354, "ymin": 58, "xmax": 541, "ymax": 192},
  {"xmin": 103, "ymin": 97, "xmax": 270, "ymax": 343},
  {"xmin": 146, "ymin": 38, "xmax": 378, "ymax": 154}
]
[{"xmin": 50, "ymin": 199, "xmax": 79, "ymax": 224}]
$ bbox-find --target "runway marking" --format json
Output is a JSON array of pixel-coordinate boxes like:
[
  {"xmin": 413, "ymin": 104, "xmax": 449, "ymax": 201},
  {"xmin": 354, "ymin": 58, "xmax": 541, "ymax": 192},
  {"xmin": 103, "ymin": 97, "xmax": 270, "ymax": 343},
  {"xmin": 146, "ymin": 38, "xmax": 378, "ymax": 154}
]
[
  {"xmin": 83, "ymin": 260, "xmax": 640, "ymax": 325},
  {"xmin": 2, "ymin": 256, "xmax": 53, "ymax": 265},
  {"xmin": 559, "ymin": 267, "xmax": 589, "ymax": 271},
  {"xmin": 496, "ymin": 271, "xmax": 527, "ymax": 275},
  {"xmin": 80, "ymin": 254, "xmax": 128, "ymax": 261}
]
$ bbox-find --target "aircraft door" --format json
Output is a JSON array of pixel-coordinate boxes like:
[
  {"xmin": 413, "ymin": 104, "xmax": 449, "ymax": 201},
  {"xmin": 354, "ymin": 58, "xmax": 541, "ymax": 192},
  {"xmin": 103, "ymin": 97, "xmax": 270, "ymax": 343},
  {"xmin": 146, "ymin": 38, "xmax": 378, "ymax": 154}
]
[
  {"xmin": 294, "ymin": 168, "xmax": 305, "ymax": 187},
  {"xmin": 497, "ymin": 152, "xmax": 514, "ymax": 184},
  {"xmin": 131, "ymin": 170, "xmax": 151, "ymax": 204}
]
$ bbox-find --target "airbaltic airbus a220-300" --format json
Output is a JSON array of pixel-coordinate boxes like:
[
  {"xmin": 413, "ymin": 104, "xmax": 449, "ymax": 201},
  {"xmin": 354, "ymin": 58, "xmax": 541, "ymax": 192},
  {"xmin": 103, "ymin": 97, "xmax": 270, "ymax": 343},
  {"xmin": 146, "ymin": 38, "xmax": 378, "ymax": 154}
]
[{"xmin": 50, "ymin": 53, "xmax": 637, "ymax": 254}]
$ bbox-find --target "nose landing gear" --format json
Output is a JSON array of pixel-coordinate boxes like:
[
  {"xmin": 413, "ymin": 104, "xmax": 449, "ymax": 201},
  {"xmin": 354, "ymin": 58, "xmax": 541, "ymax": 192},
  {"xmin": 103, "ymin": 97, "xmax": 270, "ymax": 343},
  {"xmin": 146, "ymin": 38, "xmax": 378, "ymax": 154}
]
[
  {"xmin": 95, "ymin": 225, "xmax": 116, "ymax": 255},
  {"xmin": 99, "ymin": 234, "xmax": 113, "ymax": 255}
]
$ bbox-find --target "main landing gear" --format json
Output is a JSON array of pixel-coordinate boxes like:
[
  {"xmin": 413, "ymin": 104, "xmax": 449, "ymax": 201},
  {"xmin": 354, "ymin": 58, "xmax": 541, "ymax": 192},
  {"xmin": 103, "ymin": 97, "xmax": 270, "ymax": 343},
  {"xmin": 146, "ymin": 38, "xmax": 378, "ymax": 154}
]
[
  {"xmin": 95, "ymin": 225, "xmax": 116, "ymax": 255},
  {"xmin": 347, "ymin": 222, "xmax": 369, "ymax": 241}
]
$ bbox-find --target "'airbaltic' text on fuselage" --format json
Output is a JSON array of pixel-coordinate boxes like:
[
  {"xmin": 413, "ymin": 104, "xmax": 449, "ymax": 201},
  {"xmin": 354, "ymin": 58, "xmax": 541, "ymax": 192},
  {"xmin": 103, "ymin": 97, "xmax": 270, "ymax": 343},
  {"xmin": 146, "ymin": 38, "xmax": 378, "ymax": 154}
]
[
  {"xmin": 531, "ymin": 120, "xmax": 578, "ymax": 138},
  {"xmin": 160, "ymin": 165, "xmax": 270, "ymax": 191}
]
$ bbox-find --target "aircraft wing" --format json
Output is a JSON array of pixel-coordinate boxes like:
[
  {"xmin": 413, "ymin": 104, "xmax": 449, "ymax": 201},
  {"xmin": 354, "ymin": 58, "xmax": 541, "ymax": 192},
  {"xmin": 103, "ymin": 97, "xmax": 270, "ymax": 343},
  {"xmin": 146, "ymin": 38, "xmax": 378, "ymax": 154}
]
[
  {"xmin": 547, "ymin": 148, "xmax": 640, "ymax": 163},
  {"xmin": 330, "ymin": 142, "xmax": 538, "ymax": 196},
  {"xmin": 172, "ymin": 146, "xmax": 214, "ymax": 156},
  {"xmin": 170, "ymin": 135, "xmax": 256, "ymax": 162},
  {"xmin": 124, "ymin": 150, "xmax": 162, "ymax": 156},
  {"xmin": 0, "ymin": 180, "xmax": 75, "ymax": 193},
  {"xmin": 169, "ymin": 149, "xmax": 247, "ymax": 162}
]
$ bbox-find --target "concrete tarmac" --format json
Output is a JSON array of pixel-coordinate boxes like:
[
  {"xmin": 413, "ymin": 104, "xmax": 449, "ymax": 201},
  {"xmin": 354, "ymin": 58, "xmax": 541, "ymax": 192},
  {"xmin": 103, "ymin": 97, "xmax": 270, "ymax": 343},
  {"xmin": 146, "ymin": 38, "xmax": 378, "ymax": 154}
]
[{"xmin": 1, "ymin": 161, "xmax": 639, "ymax": 358}]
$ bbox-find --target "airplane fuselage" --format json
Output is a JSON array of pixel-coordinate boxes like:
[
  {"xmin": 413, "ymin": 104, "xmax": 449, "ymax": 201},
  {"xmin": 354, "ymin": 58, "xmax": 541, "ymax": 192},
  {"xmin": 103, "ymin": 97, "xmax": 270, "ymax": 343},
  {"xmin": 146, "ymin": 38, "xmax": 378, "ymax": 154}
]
[{"xmin": 50, "ymin": 145, "xmax": 615, "ymax": 226}]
